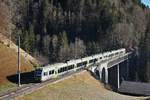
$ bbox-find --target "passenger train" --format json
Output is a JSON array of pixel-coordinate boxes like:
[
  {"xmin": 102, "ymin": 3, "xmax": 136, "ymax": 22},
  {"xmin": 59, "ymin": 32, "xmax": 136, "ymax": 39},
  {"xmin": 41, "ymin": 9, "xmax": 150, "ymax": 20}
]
[{"xmin": 34, "ymin": 48, "xmax": 126, "ymax": 82}]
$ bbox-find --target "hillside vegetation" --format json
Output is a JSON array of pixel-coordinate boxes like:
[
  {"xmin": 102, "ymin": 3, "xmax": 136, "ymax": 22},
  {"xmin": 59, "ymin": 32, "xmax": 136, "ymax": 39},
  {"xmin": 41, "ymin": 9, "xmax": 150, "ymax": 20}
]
[{"xmin": 1, "ymin": 0, "xmax": 150, "ymax": 82}]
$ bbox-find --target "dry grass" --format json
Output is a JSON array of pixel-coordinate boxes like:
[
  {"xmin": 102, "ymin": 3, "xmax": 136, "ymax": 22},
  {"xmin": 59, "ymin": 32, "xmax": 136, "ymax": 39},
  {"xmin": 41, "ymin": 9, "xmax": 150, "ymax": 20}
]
[
  {"xmin": 0, "ymin": 43, "xmax": 34, "ymax": 85},
  {"xmin": 16, "ymin": 71, "xmax": 148, "ymax": 100}
]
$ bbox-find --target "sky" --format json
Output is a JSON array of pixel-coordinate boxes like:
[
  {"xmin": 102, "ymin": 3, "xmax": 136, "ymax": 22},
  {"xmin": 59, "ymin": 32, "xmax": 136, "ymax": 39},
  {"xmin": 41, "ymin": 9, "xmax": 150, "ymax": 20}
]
[{"xmin": 141, "ymin": 0, "xmax": 150, "ymax": 7}]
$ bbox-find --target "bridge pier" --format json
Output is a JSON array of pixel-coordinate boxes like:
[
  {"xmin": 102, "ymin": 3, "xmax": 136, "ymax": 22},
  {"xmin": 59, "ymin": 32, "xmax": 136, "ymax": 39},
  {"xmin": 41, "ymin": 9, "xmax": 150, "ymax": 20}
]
[
  {"xmin": 99, "ymin": 69, "xmax": 102, "ymax": 80},
  {"xmin": 98, "ymin": 64, "xmax": 108, "ymax": 84},
  {"xmin": 117, "ymin": 64, "xmax": 120, "ymax": 89},
  {"xmin": 105, "ymin": 68, "xmax": 108, "ymax": 84},
  {"xmin": 126, "ymin": 58, "xmax": 129, "ymax": 80}
]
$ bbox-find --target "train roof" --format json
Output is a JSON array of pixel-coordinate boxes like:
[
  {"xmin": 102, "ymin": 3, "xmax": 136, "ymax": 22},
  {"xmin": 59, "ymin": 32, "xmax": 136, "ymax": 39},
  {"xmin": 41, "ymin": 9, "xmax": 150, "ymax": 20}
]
[
  {"xmin": 82, "ymin": 56, "xmax": 93, "ymax": 60},
  {"xmin": 48, "ymin": 63, "xmax": 66, "ymax": 68},
  {"xmin": 93, "ymin": 54, "xmax": 102, "ymax": 58},
  {"xmin": 37, "ymin": 63, "xmax": 66, "ymax": 70}
]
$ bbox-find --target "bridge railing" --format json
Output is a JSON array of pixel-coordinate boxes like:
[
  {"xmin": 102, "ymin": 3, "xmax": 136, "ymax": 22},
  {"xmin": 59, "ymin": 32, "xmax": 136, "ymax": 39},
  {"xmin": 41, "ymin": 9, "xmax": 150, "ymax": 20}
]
[{"xmin": 107, "ymin": 52, "xmax": 132, "ymax": 68}]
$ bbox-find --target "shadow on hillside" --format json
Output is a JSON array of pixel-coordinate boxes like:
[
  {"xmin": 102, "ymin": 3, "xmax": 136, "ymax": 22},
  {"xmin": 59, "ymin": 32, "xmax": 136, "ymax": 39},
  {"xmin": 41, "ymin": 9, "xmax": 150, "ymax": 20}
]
[
  {"xmin": 7, "ymin": 71, "xmax": 39, "ymax": 84},
  {"xmin": 86, "ymin": 69, "xmax": 101, "ymax": 81}
]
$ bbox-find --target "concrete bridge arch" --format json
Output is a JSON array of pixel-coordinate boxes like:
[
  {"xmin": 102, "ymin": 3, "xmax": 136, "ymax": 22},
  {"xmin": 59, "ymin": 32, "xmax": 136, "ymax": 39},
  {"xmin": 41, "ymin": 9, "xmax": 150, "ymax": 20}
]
[{"xmin": 98, "ymin": 63, "xmax": 108, "ymax": 84}]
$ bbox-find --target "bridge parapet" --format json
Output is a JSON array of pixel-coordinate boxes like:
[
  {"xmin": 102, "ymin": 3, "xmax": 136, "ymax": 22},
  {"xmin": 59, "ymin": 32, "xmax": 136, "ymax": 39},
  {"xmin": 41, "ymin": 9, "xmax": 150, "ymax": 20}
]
[
  {"xmin": 107, "ymin": 52, "xmax": 131, "ymax": 68},
  {"xmin": 95, "ymin": 52, "xmax": 131, "ymax": 69}
]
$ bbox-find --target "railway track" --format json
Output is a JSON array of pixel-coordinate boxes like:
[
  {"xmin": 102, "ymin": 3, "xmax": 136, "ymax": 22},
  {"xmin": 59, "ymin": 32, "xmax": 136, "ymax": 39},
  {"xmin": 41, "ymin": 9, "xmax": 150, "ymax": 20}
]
[{"xmin": 0, "ymin": 70, "xmax": 85, "ymax": 100}]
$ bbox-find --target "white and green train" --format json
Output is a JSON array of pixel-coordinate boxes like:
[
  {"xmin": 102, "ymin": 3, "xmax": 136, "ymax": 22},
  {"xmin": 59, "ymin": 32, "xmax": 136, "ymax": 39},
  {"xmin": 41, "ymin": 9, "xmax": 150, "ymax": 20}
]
[{"xmin": 34, "ymin": 48, "xmax": 126, "ymax": 82}]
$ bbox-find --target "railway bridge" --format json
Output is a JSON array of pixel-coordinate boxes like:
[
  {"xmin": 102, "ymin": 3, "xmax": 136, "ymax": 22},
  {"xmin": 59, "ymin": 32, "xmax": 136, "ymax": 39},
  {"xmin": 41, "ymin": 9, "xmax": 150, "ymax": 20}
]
[{"xmin": 90, "ymin": 52, "xmax": 131, "ymax": 90}]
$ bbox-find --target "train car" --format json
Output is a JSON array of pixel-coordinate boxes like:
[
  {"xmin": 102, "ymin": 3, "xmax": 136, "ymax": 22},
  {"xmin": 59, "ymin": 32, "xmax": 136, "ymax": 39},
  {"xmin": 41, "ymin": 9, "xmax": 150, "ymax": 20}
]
[{"xmin": 35, "ymin": 63, "xmax": 66, "ymax": 81}]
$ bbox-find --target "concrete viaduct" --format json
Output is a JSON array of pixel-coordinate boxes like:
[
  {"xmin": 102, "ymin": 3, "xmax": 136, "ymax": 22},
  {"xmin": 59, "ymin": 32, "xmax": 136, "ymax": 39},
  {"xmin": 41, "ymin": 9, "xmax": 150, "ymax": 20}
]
[{"xmin": 90, "ymin": 52, "xmax": 131, "ymax": 90}]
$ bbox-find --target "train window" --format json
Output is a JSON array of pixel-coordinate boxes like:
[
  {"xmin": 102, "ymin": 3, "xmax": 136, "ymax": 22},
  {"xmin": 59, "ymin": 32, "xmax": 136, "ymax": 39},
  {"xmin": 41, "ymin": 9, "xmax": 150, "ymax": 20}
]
[
  {"xmin": 49, "ymin": 71, "xmax": 51, "ymax": 75},
  {"xmin": 94, "ymin": 59, "xmax": 98, "ymax": 62},
  {"xmin": 89, "ymin": 59, "xmax": 94, "ymax": 63},
  {"xmin": 115, "ymin": 52, "xmax": 119, "ymax": 55},
  {"xmin": 63, "ymin": 67, "xmax": 65, "ymax": 71},
  {"xmin": 89, "ymin": 59, "xmax": 97, "ymax": 63},
  {"xmin": 68, "ymin": 66, "xmax": 70, "ymax": 70},
  {"xmin": 77, "ymin": 61, "xmax": 87, "ymax": 67},
  {"xmin": 58, "ymin": 69, "xmax": 61, "ymax": 73},
  {"xmin": 68, "ymin": 65, "xmax": 74, "ymax": 70},
  {"xmin": 52, "ymin": 70, "xmax": 54, "ymax": 74},
  {"xmin": 109, "ymin": 54, "xmax": 113, "ymax": 57},
  {"xmin": 59, "ymin": 68, "xmax": 61, "ymax": 72},
  {"xmin": 49, "ymin": 70, "xmax": 54, "ymax": 75},
  {"xmin": 77, "ymin": 63, "xmax": 81, "ymax": 67},
  {"xmin": 84, "ymin": 61, "xmax": 87, "ymax": 65},
  {"xmin": 36, "ymin": 69, "xmax": 42, "ymax": 75},
  {"xmin": 71, "ymin": 65, "xmax": 74, "ymax": 69},
  {"xmin": 58, "ymin": 68, "xmax": 62, "ymax": 73},
  {"xmin": 58, "ymin": 67, "xmax": 68, "ymax": 73},
  {"xmin": 69, "ymin": 66, "xmax": 71, "ymax": 69},
  {"xmin": 64, "ymin": 67, "xmax": 67, "ymax": 71},
  {"xmin": 61, "ymin": 68, "xmax": 63, "ymax": 72},
  {"xmin": 77, "ymin": 62, "xmax": 86, "ymax": 67},
  {"xmin": 44, "ymin": 72, "xmax": 48, "ymax": 76},
  {"xmin": 104, "ymin": 56, "xmax": 106, "ymax": 58},
  {"xmin": 62, "ymin": 67, "xmax": 64, "ymax": 72}
]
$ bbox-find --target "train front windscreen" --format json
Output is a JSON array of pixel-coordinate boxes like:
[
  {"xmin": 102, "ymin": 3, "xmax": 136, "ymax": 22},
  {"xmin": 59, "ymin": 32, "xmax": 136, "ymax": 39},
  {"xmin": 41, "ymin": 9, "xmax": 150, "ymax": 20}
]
[{"xmin": 34, "ymin": 69, "xmax": 42, "ymax": 81}]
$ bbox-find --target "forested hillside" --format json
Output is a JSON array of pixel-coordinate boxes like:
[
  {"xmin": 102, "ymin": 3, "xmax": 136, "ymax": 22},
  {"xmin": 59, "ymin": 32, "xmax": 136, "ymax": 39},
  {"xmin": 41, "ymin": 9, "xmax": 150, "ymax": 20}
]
[{"xmin": 1, "ymin": 0, "xmax": 150, "ymax": 82}]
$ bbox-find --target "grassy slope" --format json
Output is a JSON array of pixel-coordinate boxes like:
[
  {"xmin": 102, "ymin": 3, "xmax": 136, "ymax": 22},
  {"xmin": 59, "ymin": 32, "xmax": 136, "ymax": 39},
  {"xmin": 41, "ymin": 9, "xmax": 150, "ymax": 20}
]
[
  {"xmin": 0, "ymin": 43, "xmax": 34, "ymax": 92},
  {"xmin": 17, "ymin": 71, "xmax": 148, "ymax": 100}
]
